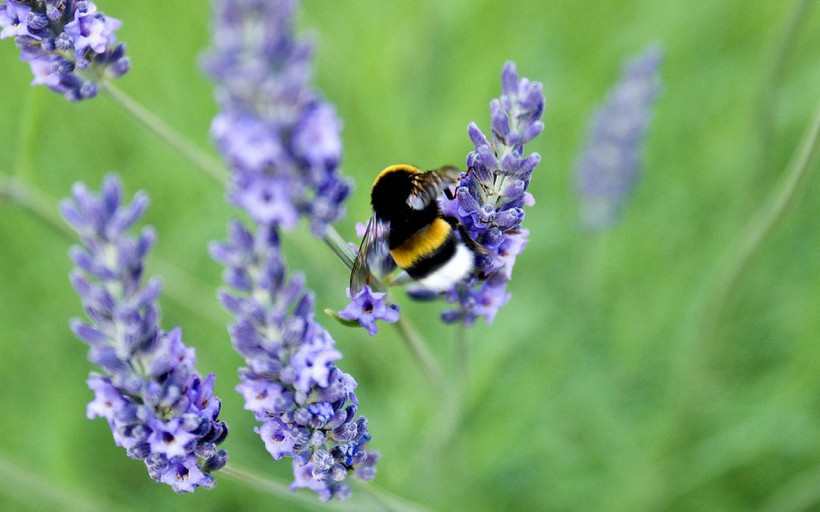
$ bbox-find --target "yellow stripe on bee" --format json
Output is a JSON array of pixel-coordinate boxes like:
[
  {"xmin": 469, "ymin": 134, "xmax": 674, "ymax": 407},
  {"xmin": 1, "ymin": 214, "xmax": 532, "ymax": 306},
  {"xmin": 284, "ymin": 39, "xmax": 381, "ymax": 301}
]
[
  {"xmin": 373, "ymin": 164, "xmax": 422, "ymax": 185},
  {"xmin": 390, "ymin": 218, "xmax": 451, "ymax": 269}
]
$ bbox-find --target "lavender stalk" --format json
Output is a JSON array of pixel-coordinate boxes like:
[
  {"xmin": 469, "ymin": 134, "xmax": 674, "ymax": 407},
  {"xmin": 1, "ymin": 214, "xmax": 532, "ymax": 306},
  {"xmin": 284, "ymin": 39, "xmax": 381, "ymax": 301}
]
[
  {"xmin": 575, "ymin": 46, "xmax": 663, "ymax": 231},
  {"xmin": 440, "ymin": 61, "xmax": 546, "ymax": 325},
  {"xmin": 211, "ymin": 221, "xmax": 378, "ymax": 501},
  {"xmin": 202, "ymin": 0, "xmax": 378, "ymax": 500},
  {"xmin": 60, "ymin": 174, "xmax": 228, "ymax": 493}
]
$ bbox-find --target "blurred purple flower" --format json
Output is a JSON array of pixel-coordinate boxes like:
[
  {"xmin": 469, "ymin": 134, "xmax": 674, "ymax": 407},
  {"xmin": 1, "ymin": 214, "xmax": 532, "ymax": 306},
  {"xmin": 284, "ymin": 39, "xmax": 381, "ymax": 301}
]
[
  {"xmin": 0, "ymin": 0, "xmax": 129, "ymax": 101},
  {"xmin": 203, "ymin": 0, "xmax": 378, "ymax": 499},
  {"xmin": 439, "ymin": 61, "xmax": 545, "ymax": 324},
  {"xmin": 201, "ymin": 0, "xmax": 350, "ymax": 236},
  {"xmin": 338, "ymin": 286, "xmax": 400, "ymax": 336},
  {"xmin": 61, "ymin": 175, "xmax": 228, "ymax": 493},
  {"xmin": 576, "ymin": 46, "xmax": 663, "ymax": 230},
  {"xmin": 210, "ymin": 220, "xmax": 378, "ymax": 501}
]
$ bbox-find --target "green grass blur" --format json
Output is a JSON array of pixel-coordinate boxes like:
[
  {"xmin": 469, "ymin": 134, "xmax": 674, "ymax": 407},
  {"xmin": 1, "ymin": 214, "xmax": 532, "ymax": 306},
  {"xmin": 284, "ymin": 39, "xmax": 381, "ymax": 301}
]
[{"xmin": 1, "ymin": 0, "xmax": 819, "ymax": 510}]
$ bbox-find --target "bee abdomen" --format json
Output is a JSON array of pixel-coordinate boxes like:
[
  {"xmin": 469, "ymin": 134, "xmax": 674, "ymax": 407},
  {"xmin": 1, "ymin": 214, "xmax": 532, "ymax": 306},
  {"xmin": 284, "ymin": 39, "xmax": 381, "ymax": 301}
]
[
  {"xmin": 390, "ymin": 218, "xmax": 452, "ymax": 271},
  {"xmin": 418, "ymin": 241, "xmax": 475, "ymax": 292},
  {"xmin": 390, "ymin": 218, "xmax": 475, "ymax": 292}
]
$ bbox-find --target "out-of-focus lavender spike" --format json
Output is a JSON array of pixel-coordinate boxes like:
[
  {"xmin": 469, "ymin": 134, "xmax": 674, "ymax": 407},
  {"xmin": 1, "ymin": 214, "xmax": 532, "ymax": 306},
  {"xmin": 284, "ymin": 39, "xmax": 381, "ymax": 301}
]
[
  {"xmin": 575, "ymin": 45, "xmax": 663, "ymax": 231},
  {"xmin": 201, "ymin": 0, "xmax": 351, "ymax": 236},
  {"xmin": 204, "ymin": 1, "xmax": 378, "ymax": 498}
]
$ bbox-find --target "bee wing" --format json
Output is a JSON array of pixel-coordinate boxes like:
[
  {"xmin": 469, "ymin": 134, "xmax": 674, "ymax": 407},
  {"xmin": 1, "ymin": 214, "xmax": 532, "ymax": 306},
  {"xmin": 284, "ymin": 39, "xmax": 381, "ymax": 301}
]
[
  {"xmin": 350, "ymin": 212, "xmax": 395, "ymax": 294},
  {"xmin": 406, "ymin": 165, "xmax": 462, "ymax": 210}
]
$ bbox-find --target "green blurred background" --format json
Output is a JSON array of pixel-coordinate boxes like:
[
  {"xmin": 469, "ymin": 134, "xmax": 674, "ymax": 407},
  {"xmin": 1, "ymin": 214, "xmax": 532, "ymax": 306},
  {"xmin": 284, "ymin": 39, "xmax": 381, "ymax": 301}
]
[{"xmin": 1, "ymin": 0, "xmax": 819, "ymax": 510}]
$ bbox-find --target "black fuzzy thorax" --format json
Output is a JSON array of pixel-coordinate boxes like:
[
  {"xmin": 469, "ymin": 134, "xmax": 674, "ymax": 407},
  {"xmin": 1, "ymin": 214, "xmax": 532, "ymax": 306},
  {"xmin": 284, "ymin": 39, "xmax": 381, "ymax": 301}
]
[{"xmin": 371, "ymin": 168, "xmax": 440, "ymax": 250}]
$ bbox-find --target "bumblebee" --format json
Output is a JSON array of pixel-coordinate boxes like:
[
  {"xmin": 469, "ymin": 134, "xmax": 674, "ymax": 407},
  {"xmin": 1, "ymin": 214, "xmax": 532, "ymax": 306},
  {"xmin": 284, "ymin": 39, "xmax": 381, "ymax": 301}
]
[{"xmin": 350, "ymin": 164, "xmax": 482, "ymax": 294}]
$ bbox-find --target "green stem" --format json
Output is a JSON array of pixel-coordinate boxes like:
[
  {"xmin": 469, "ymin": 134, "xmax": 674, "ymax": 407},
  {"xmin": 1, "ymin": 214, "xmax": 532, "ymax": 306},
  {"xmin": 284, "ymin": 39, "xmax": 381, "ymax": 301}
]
[
  {"xmin": 323, "ymin": 225, "xmax": 358, "ymax": 271},
  {"xmin": 100, "ymin": 82, "xmax": 228, "ymax": 187},
  {"xmin": 699, "ymin": 101, "xmax": 820, "ymax": 347},
  {"xmin": 220, "ymin": 465, "xmax": 335, "ymax": 510},
  {"xmin": 349, "ymin": 478, "xmax": 434, "ymax": 512},
  {"xmin": 15, "ymin": 88, "xmax": 46, "ymax": 182},
  {"xmin": 454, "ymin": 321, "xmax": 471, "ymax": 386},
  {"xmin": 393, "ymin": 313, "xmax": 445, "ymax": 389},
  {"xmin": 759, "ymin": 464, "xmax": 820, "ymax": 512},
  {"xmin": 221, "ymin": 464, "xmax": 423, "ymax": 512},
  {"xmin": 666, "ymin": 101, "xmax": 820, "ymax": 433},
  {"xmin": 756, "ymin": 0, "xmax": 816, "ymax": 176},
  {"xmin": 0, "ymin": 453, "xmax": 111, "ymax": 512},
  {"xmin": 428, "ymin": 323, "xmax": 471, "ymax": 452},
  {"xmin": 0, "ymin": 171, "xmax": 66, "ymax": 233},
  {"xmin": 579, "ymin": 233, "xmax": 607, "ymax": 352}
]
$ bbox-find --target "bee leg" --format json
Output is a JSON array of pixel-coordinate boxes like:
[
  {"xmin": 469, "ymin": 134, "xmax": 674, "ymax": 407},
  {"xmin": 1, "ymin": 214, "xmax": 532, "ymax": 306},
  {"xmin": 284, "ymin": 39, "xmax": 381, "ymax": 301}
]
[
  {"xmin": 443, "ymin": 186, "xmax": 457, "ymax": 201},
  {"xmin": 443, "ymin": 216, "xmax": 488, "ymax": 256}
]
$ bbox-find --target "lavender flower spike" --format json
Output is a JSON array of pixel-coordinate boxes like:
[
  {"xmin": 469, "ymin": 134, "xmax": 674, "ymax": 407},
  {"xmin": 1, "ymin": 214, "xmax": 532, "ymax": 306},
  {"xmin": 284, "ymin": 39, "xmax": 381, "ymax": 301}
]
[
  {"xmin": 61, "ymin": 175, "xmax": 228, "ymax": 493},
  {"xmin": 576, "ymin": 46, "xmax": 663, "ymax": 230},
  {"xmin": 211, "ymin": 220, "xmax": 378, "ymax": 501},
  {"xmin": 201, "ymin": 0, "xmax": 351, "ymax": 236},
  {"xmin": 0, "ymin": 0, "xmax": 129, "ymax": 101},
  {"xmin": 439, "ymin": 61, "xmax": 545, "ymax": 324}
]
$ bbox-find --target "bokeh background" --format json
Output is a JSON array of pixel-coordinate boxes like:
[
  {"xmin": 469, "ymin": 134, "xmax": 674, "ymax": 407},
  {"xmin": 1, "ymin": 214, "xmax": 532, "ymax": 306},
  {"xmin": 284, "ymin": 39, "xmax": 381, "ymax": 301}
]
[{"xmin": 1, "ymin": 0, "xmax": 819, "ymax": 510}]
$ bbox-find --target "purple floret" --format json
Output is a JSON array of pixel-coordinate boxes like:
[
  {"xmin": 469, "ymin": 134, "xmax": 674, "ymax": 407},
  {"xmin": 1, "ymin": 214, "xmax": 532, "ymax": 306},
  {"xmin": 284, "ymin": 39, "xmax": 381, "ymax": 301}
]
[{"xmin": 338, "ymin": 286, "xmax": 400, "ymax": 336}]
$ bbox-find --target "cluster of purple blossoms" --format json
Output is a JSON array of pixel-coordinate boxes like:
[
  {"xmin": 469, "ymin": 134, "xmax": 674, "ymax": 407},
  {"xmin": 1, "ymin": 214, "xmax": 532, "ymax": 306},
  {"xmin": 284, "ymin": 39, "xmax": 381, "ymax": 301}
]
[
  {"xmin": 439, "ymin": 61, "xmax": 545, "ymax": 325},
  {"xmin": 61, "ymin": 175, "xmax": 228, "ymax": 493},
  {"xmin": 210, "ymin": 221, "xmax": 378, "ymax": 501},
  {"xmin": 0, "ymin": 0, "xmax": 129, "ymax": 101},
  {"xmin": 202, "ymin": 0, "xmax": 377, "ymax": 499},
  {"xmin": 201, "ymin": 0, "xmax": 378, "ymax": 500},
  {"xmin": 201, "ymin": 0, "xmax": 350, "ymax": 236},
  {"xmin": 338, "ymin": 285, "xmax": 400, "ymax": 336},
  {"xmin": 333, "ymin": 222, "xmax": 401, "ymax": 336},
  {"xmin": 575, "ymin": 46, "xmax": 663, "ymax": 230}
]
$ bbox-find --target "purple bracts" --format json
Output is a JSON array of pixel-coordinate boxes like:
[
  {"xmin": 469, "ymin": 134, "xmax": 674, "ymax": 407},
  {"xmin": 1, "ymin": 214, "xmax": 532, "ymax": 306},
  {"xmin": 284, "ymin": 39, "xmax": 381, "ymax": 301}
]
[
  {"xmin": 61, "ymin": 175, "xmax": 228, "ymax": 493},
  {"xmin": 0, "ymin": 0, "xmax": 129, "ymax": 101},
  {"xmin": 576, "ymin": 46, "xmax": 663, "ymax": 230}
]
